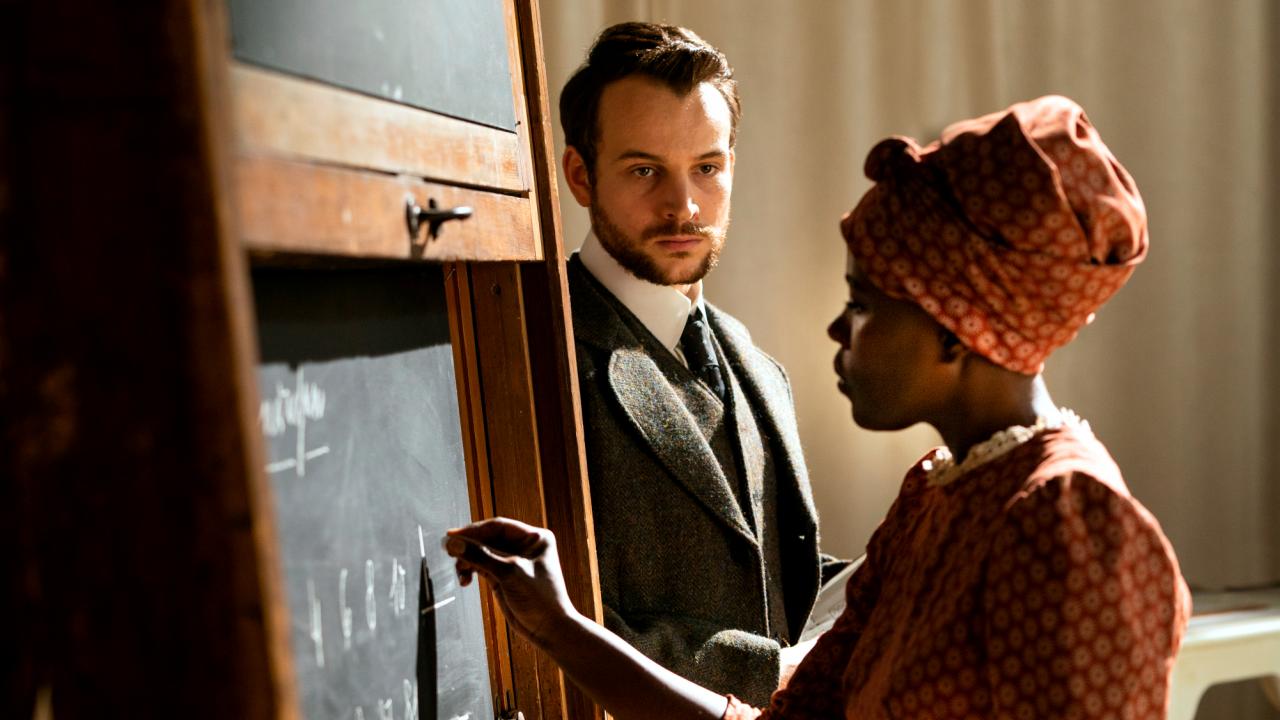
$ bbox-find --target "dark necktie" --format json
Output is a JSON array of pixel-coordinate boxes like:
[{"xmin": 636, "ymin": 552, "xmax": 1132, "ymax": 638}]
[{"xmin": 680, "ymin": 306, "xmax": 726, "ymax": 401}]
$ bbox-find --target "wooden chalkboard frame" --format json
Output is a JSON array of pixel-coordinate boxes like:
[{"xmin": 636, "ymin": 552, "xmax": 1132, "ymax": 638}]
[
  {"xmin": 226, "ymin": 0, "xmax": 519, "ymax": 132},
  {"xmin": 229, "ymin": 1, "xmax": 544, "ymax": 263},
  {"xmin": 2, "ymin": 1, "xmax": 601, "ymax": 719}
]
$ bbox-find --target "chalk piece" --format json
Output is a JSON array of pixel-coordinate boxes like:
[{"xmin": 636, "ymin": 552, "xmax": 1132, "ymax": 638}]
[{"xmin": 423, "ymin": 596, "xmax": 456, "ymax": 615}]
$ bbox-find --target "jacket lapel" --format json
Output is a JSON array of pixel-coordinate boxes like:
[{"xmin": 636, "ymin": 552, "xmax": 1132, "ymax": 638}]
[
  {"xmin": 708, "ymin": 305, "xmax": 819, "ymax": 528},
  {"xmin": 607, "ymin": 349, "xmax": 755, "ymax": 544},
  {"xmin": 569, "ymin": 257, "xmax": 756, "ymax": 544},
  {"xmin": 726, "ymin": 376, "xmax": 766, "ymax": 540}
]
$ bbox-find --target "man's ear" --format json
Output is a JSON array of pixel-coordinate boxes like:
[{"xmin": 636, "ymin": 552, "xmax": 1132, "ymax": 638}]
[{"xmin": 562, "ymin": 146, "xmax": 592, "ymax": 208}]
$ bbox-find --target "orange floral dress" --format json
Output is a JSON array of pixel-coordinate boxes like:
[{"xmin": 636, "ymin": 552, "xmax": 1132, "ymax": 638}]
[{"xmin": 724, "ymin": 419, "xmax": 1190, "ymax": 719}]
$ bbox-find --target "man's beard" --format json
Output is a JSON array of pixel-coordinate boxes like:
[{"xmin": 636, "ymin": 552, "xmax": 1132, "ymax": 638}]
[{"xmin": 589, "ymin": 195, "xmax": 727, "ymax": 286}]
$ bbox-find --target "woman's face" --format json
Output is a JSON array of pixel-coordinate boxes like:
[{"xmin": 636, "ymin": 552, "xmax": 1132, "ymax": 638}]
[{"xmin": 827, "ymin": 250, "xmax": 955, "ymax": 430}]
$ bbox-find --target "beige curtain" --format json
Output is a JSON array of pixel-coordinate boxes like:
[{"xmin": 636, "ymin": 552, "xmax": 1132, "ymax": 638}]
[{"xmin": 540, "ymin": 1, "xmax": 1279, "ymax": 715}]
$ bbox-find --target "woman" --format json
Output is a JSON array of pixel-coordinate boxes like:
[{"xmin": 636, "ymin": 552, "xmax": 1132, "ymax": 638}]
[{"xmin": 447, "ymin": 95, "xmax": 1190, "ymax": 719}]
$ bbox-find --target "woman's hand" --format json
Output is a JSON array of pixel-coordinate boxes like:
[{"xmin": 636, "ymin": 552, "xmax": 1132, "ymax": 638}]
[
  {"xmin": 444, "ymin": 518, "xmax": 578, "ymax": 649},
  {"xmin": 447, "ymin": 518, "xmax": 732, "ymax": 720},
  {"xmin": 777, "ymin": 637, "xmax": 818, "ymax": 689}
]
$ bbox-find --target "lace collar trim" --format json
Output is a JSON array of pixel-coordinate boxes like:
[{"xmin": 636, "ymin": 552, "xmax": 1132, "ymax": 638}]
[{"xmin": 923, "ymin": 408, "xmax": 1089, "ymax": 487}]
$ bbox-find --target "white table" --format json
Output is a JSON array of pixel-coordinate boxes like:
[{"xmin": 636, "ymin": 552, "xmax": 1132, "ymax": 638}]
[{"xmin": 1168, "ymin": 589, "xmax": 1280, "ymax": 720}]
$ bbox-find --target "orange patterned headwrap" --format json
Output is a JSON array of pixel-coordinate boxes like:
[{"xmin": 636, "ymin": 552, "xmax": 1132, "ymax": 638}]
[{"xmin": 841, "ymin": 96, "xmax": 1147, "ymax": 375}]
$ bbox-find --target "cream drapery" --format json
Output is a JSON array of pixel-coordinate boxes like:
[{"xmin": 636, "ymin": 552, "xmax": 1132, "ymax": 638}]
[{"xmin": 539, "ymin": 2, "xmax": 1279, "ymax": 715}]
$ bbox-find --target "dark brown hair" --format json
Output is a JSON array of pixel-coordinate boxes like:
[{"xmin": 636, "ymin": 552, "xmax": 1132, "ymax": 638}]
[{"xmin": 559, "ymin": 22, "xmax": 741, "ymax": 177}]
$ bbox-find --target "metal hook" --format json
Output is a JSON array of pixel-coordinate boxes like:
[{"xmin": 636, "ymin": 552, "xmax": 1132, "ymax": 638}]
[{"xmin": 406, "ymin": 196, "xmax": 473, "ymax": 240}]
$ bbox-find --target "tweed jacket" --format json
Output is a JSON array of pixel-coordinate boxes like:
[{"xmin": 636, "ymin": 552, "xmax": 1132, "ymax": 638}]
[{"xmin": 568, "ymin": 255, "xmax": 828, "ymax": 706}]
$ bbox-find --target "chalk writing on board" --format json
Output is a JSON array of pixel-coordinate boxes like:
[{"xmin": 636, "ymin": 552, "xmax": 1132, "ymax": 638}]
[
  {"xmin": 259, "ymin": 368, "xmax": 330, "ymax": 476},
  {"xmin": 353, "ymin": 676, "xmax": 417, "ymax": 712},
  {"xmin": 389, "ymin": 557, "xmax": 407, "ymax": 617},
  {"xmin": 308, "ymin": 578, "xmax": 325, "ymax": 668},
  {"xmin": 403, "ymin": 679, "xmax": 418, "ymax": 720},
  {"xmin": 365, "ymin": 559, "xmax": 377, "ymax": 632},
  {"xmin": 340, "ymin": 568, "xmax": 353, "ymax": 651},
  {"xmin": 310, "ymin": 557, "xmax": 459, "ymax": 641},
  {"xmin": 303, "ymin": 548, "xmax": 462, "ymax": 719}
]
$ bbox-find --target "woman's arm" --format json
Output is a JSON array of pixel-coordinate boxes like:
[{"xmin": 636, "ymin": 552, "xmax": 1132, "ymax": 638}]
[
  {"xmin": 445, "ymin": 518, "xmax": 734, "ymax": 720},
  {"xmin": 981, "ymin": 473, "xmax": 1189, "ymax": 719}
]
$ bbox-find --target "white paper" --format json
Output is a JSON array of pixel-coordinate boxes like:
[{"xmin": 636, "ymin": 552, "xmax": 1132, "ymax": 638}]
[{"xmin": 799, "ymin": 554, "xmax": 865, "ymax": 643}]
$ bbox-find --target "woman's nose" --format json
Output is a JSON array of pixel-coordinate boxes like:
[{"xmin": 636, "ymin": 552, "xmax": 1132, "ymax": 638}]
[{"xmin": 828, "ymin": 313, "xmax": 849, "ymax": 346}]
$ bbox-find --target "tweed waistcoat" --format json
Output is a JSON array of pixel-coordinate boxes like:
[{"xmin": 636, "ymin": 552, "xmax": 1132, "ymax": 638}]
[{"xmin": 619, "ymin": 303, "xmax": 792, "ymax": 644}]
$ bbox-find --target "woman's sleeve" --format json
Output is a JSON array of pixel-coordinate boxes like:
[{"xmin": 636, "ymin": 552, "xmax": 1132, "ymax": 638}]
[
  {"xmin": 722, "ymin": 518, "xmax": 889, "ymax": 720},
  {"xmin": 981, "ymin": 472, "xmax": 1190, "ymax": 719}
]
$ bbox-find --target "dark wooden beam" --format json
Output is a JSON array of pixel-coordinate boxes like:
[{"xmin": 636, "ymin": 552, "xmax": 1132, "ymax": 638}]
[{"xmin": 0, "ymin": 2, "xmax": 292, "ymax": 718}]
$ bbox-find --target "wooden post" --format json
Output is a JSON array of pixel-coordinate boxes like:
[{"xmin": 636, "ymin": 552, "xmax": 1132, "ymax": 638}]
[
  {"xmin": 0, "ymin": 2, "xmax": 293, "ymax": 718},
  {"xmin": 512, "ymin": 2, "xmax": 605, "ymax": 718}
]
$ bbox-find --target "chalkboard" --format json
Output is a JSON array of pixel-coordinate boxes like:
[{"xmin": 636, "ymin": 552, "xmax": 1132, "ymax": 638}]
[
  {"xmin": 253, "ymin": 266, "xmax": 494, "ymax": 720},
  {"xmin": 227, "ymin": 0, "xmax": 517, "ymax": 131}
]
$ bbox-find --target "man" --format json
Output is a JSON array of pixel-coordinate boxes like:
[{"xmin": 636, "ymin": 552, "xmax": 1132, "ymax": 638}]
[{"xmin": 558, "ymin": 22, "xmax": 844, "ymax": 706}]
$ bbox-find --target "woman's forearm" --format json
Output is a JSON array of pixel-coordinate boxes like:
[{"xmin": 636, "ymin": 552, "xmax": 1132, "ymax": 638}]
[
  {"xmin": 444, "ymin": 521, "xmax": 736, "ymax": 719},
  {"xmin": 544, "ymin": 610, "xmax": 730, "ymax": 720}
]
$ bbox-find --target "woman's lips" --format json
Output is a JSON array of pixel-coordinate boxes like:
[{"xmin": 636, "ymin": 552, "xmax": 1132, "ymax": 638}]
[{"xmin": 834, "ymin": 357, "xmax": 850, "ymax": 395}]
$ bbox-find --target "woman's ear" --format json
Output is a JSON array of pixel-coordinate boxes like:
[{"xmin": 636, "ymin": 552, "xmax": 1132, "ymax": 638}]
[{"xmin": 939, "ymin": 328, "xmax": 968, "ymax": 364}]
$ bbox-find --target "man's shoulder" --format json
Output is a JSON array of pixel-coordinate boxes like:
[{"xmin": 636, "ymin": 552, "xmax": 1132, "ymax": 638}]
[
  {"xmin": 702, "ymin": 301, "xmax": 752, "ymax": 344},
  {"xmin": 704, "ymin": 302, "xmax": 788, "ymax": 381}
]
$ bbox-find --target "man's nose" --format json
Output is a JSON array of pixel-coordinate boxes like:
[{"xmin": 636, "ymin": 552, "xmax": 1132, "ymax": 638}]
[{"xmin": 659, "ymin": 175, "xmax": 698, "ymax": 222}]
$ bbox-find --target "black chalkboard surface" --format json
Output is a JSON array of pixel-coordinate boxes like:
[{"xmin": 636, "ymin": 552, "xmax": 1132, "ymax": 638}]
[
  {"xmin": 228, "ymin": 0, "xmax": 517, "ymax": 131},
  {"xmin": 253, "ymin": 266, "xmax": 493, "ymax": 720}
]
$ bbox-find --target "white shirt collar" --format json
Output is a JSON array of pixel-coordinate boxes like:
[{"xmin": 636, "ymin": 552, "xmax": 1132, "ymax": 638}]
[{"xmin": 577, "ymin": 230, "xmax": 705, "ymax": 362}]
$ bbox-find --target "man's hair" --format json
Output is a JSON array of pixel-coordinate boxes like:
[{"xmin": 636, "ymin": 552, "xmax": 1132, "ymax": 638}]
[{"xmin": 559, "ymin": 22, "xmax": 741, "ymax": 177}]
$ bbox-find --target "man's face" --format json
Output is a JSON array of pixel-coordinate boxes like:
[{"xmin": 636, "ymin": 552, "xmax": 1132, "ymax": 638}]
[{"xmin": 564, "ymin": 75, "xmax": 735, "ymax": 286}]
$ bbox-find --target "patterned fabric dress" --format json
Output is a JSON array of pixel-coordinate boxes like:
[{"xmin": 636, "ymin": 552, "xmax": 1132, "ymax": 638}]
[{"xmin": 724, "ymin": 416, "xmax": 1190, "ymax": 720}]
